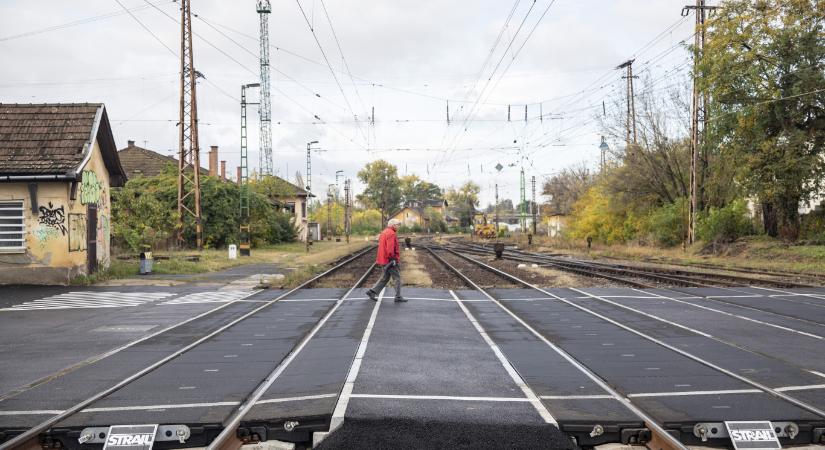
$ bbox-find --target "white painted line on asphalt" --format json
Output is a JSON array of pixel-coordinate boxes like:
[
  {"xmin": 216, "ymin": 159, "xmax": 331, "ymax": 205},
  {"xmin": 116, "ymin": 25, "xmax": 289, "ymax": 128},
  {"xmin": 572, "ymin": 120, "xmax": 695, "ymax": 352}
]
[
  {"xmin": 255, "ymin": 393, "xmax": 338, "ymax": 404},
  {"xmin": 539, "ymin": 395, "xmax": 615, "ymax": 400},
  {"xmin": 635, "ymin": 289, "xmax": 824, "ymax": 340},
  {"xmin": 450, "ymin": 290, "xmax": 558, "ymax": 426},
  {"xmin": 83, "ymin": 401, "xmax": 240, "ymax": 412},
  {"xmin": 0, "ymin": 410, "xmax": 62, "ymax": 416},
  {"xmin": 350, "ymin": 394, "xmax": 531, "ymax": 402},
  {"xmin": 627, "ymin": 389, "xmax": 761, "ymax": 398},
  {"xmin": 776, "ymin": 384, "xmax": 825, "ymax": 392},
  {"xmin": 747, "ymin": 286, "xmax": 825, "ymax": 306},
  {"xmin": 281, "ymin": 298, "xmax": 340, "ymax": 302},
  {"xmin": 329, "ymin": 288, "xmax": 384, "ymax": 432}
]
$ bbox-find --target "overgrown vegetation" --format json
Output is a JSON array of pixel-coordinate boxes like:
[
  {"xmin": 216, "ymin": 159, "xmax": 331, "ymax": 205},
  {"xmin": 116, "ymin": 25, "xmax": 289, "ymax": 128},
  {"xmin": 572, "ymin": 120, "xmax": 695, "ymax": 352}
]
[
  {"xmin": 112, "ymin": 166, "xmax": 296, "ymax": 252},
  {"xmin": 549, "ymin": 0, "xmax": 824, "ymax": 250}
]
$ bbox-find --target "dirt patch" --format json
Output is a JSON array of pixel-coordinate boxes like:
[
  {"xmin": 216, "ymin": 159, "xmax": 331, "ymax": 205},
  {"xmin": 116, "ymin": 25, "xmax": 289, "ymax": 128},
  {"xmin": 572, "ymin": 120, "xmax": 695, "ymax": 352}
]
[
  {"xmin": 416, "ymin": 250, "xmax": 470, "ymax": 289},
  {"xmin": 398, "ymin": 249, "xmax": 433, "ymax": 286},
  {"xmin": 486, "ymin": 259, "xmax": 613, "ymax": 288}
]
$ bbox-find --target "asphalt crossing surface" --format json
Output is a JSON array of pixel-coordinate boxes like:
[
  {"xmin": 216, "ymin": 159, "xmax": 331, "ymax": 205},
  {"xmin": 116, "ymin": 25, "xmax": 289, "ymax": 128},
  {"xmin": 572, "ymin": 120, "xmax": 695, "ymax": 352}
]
[{"xmin": 0, "ymin": 285, "xmax": 824, "ymax": 448}]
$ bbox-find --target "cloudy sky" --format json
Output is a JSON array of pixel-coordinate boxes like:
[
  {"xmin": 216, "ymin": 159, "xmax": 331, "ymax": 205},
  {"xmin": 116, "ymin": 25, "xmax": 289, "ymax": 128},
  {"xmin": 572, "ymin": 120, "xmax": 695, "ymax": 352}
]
[{"xmin": 0, "ymin": 0, "xmax": 696, "ymax": 205}]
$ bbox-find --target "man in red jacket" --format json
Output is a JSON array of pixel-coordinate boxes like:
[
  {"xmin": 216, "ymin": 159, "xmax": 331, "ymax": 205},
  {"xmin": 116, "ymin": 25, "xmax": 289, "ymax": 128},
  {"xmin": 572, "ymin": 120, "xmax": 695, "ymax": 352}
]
[{"xmin": 366, "ymin": 218, "xmax": 405, "ymax": 302}]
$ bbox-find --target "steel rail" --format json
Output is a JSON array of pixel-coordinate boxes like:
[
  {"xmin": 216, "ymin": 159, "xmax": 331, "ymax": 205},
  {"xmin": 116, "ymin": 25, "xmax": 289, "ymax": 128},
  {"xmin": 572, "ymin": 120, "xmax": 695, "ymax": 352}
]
[
  {"xmin": 458, "ymin": 241, "xmax": 819, "ymax": 289},
  {"xmin": 0, "ymin": 245, "xmax": 376, "ymax": 450},
  {"xmin": 424, "ymin": 247, "xmax": 689, "ymax": 450},
  {"xmin": 441, "ymin": 246, "xmax": 825, "ymax": 421},
  {"xmin": 206, "ymin": 260, "xmax": 378, "ymax": 450}
]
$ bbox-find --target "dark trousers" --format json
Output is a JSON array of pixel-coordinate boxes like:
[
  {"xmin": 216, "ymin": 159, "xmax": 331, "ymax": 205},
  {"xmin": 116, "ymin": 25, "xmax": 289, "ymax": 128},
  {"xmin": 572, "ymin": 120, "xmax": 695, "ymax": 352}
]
[{"xmin": 370, "ymin": 264, "xmax": 402, "ymax": 299}]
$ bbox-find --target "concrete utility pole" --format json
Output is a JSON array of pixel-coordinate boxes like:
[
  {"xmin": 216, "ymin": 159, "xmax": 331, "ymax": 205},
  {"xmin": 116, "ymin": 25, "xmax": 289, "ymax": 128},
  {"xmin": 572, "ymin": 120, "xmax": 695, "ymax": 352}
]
[
  {"xmin": 305, "ymin": 140, "xmax": 319, "ymax": 192},
  {"xmin": 616, "ymin": 59, "xmax": 638, "ymax": 148},
  {"xmin": 494, "ymin": 183, "xmax": 499, "ymax": 237},
  {"xmin": 344, "ymin": 179, "xmax": 351, "ymax": 243},
  {"xmin": 335, "ymin": 170, "xmax": 344, "ymax": 199},
  {"xmin": 176, "ymin": 0, "xmax": 203, "ymax": 249},
  {"xmin": 531, "ymin": 175, "xmax": 537, "ymax": 235},
  {"xmin": 327, "ymin": 184, "xmax": 335, "ymax": 240},
  {"xmin": 257, "ymin": 0, "xmax": 273, "ymax": 175},
  {"xmin": 683, "ymin": 0, "xmax": 717, "ymax": 244},
  {"xmin": 599, "ymin": 136, "xmax": 610, "ymax": 172}
]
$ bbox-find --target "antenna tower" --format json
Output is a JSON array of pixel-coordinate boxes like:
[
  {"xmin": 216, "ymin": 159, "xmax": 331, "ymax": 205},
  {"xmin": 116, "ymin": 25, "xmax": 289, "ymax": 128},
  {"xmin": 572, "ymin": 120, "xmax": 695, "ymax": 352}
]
[
  {"xmin": 177, "ymin": 0, "xmax": 203, "ymax": 249},
  {"xmin": 257, "ymin": 0, "xmax": 273, "ymax": 175}
]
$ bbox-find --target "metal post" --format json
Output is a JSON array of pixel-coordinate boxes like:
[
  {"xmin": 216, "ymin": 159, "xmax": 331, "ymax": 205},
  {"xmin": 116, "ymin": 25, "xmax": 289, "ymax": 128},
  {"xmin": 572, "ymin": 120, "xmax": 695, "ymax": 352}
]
[
  {"xmin": 495, "ymin": 183, "xmax": 499, "ymax": 239},
  {"xmin": 617, "ymin": 59, "xmax": 638, "ymax": 149},
  {"xmin": 344, "ymin": 179, "xmax": 351, "ymax": 243},
  {"xmin": 257, "ymin": 0, "xmax": 273, "ymax": 175},
  {"xmin": 519, "ymin": 168, "xmax": 527, "ymax": 233},
  {"xmin": 531, "ymin": 175, "xmax": 537, "ymax": 235},
  {"xmin": 176, "ymin": 0, "xmax": 203, "ymax": 249}
]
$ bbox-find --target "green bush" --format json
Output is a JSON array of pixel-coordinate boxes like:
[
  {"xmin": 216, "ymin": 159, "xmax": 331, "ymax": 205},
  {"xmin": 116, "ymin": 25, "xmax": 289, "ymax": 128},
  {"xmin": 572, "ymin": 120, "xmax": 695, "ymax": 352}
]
[
  {"xmin": 697, "ymin": 199, "xmax": 754, "ymax": 244},
  {"xmin": 112, "ymin": 169, "xmax": 297, "ymax": 251},
  {"xmin": 644, "ymin": 199, "xmax": 688, "ymax": 247}
]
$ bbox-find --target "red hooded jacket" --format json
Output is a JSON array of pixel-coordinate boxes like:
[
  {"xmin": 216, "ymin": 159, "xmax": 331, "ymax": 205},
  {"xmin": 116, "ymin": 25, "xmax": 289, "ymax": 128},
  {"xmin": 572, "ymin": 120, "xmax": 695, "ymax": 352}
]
[{"xmin": 376, "ymin": 226, "xmax": 399, "ymax": 265}]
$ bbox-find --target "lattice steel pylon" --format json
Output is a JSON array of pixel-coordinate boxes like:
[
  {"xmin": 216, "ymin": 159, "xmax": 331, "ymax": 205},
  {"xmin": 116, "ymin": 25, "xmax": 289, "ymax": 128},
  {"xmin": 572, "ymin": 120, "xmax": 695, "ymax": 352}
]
[
  {"xmin": 257, "ymin": 0, "xmax": 273, "ymax": 176},
  {"xmin": 240, "ymin": 83, "xmax": 260, "ymax": 257},
  {"xmin": 177, "ymin": 0, "xmax": 203, "ymax": 249}
]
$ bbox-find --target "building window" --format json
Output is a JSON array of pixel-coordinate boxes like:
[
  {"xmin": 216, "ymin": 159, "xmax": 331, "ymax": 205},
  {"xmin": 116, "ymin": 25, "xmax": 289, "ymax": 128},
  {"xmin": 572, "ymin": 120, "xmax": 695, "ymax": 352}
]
[
  {"xmin": 285, "ymin": 202, "xmax": 296, "ymax": 215},
  {"xmin": 0, "ymin": 201, "xmax": 25, "ymax": 252}
]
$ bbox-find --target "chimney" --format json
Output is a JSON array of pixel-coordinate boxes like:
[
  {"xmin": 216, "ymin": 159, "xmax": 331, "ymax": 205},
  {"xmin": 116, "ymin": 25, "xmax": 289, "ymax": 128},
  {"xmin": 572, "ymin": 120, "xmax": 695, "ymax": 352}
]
[
  {"xmin": 127, "ymin": 140, "xmax": 135, "ymax": 148},
  {"xmin": 208, "ymin": 145, "xmax": 218, "ymax": 177},
  {"xmin": 237, "ymin": 167, "xmax": 242, "ymax": 185},
  {"xmin": 220, "ymin": 161, "xmax": 227, "ymax": 181}
]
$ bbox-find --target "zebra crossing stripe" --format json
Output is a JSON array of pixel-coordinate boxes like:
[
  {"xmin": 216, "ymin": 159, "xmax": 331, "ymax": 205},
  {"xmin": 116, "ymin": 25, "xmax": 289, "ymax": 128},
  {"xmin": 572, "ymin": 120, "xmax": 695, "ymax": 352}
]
[
  {"xmin": 1, "ymin": 292, "xmax": 174, "ymax": 311},
  {"xmin": 161, "ymin": 290, "xmax": 255, "ymax": 305}
]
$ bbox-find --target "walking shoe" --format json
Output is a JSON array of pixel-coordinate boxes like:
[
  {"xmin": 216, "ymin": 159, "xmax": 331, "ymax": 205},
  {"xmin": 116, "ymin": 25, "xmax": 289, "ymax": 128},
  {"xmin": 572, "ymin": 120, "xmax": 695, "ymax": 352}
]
[
  {"xmin": 366, "ymin": 290, "xmax": 378, "ymax": 301},
  {"xmin": 394, "ymin": 297, "xmax": 407, "ymax": 302}
]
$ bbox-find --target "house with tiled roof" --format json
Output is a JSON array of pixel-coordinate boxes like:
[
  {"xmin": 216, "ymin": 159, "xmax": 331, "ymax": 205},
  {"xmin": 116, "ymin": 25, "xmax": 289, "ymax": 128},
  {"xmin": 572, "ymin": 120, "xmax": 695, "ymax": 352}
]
[
  {"xmin": 0, "ymin": 103, "xmax": 126, "ymax": 284},
  {"xmin": 118, "ymin": 140, "xmax": 210, "ymax": 178}
]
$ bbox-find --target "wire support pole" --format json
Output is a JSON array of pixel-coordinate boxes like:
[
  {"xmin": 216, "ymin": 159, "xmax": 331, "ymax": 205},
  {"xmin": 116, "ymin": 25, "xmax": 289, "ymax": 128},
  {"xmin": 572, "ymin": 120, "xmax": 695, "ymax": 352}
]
[
  {"xmin": 531, "ymin": 175, "xmax": 537, "ymax": 235},
  {"xmin": 257, "ymin": 0, "xmax": 273, "ymax": 176},
  {"xmin": 176, "ymin": 0, "xmax": 202, "ymax": 250},
  {"xmin": 685, "ymin": 0, "xmax": 715, "ymax": 245}
]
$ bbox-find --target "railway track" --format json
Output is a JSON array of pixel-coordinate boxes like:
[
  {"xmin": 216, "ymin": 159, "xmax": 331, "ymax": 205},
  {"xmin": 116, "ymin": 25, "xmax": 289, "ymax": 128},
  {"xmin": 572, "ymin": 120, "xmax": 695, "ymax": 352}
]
[
  {"xmin": 423, "ymin": 244, "xmax": 825, "ymax": 448},
  {"xmin": 450, "ymin": 240, "xmax": 820, "ymax": 289},
  {"xmin": 0, "ymin": 246, "xmax": 377, "ymax": 450}
]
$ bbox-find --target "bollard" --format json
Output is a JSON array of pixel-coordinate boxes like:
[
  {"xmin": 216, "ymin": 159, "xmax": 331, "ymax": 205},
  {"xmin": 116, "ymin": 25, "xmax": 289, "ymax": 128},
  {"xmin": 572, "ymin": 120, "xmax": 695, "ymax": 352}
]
[
  {"xmin": 228, "ymin": 245, "xmax": 238, "ymax": 260},
  {"xmin": 494, "ymin": 242, "xmax": 505, "ymax": 260},
  {"xmin": 139, "ymin": 251, "xmax": 154, "ymax": 275}
]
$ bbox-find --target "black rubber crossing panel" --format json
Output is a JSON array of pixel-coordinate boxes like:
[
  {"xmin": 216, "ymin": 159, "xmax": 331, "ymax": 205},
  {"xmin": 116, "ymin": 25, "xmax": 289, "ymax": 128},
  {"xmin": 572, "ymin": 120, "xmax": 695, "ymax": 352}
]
[
  {"xmin": 460, "ymin": 298, "xmax": 641, "ymax": 427},
  {"xmin": 498, "ymin": 295, "xmax": 822, "ymax": 424},
  {"xmin": 352, "ymin": 295, "xmax": 523, "ymax": 397},
  {"xmin": 670, "ymin": 290, "xmax": 825, "ymax": 326},
  {"xmin": 55, "ymin": 296, "xmax": 338, "ymax": 427},
  {"xmin": 280, "ymin": 288, "xmax": 346, "ymax": 300},
  {"xmin": 0, "ymin": 299, "xmax": 269, "ymax": 428},
  {"xmin": 577, "ymin": 289, "xmax": 825, "ymax": 375},
  {"xmin": 638, "ymin": 289, "xmax": 825, "ymax": 339},
  {"xmin": 244, "ymin": 298, "xmax": 374, "ymax": 425}
]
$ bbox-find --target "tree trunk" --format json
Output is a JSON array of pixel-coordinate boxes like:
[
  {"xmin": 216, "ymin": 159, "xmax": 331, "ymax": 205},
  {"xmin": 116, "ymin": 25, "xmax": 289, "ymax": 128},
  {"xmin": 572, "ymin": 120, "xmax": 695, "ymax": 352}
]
[
  {"xmin": 762, "ymin": 201, "xmax": 778, "ymax": 237},
  {"xmin": 777, "ymin": 194, "xmax": 800, "ymax": 241}
]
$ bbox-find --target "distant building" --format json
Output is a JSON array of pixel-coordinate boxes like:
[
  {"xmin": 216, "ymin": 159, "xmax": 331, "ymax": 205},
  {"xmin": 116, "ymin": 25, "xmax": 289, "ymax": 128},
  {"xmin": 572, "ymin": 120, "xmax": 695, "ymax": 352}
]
[
  {"xmin": 0, "ymin": 103, "xmax": 126, "ymax": 284},
  {"xmin": 389, "ymin": 199, "xmax": 450, "ymax": 229},
  {"xmin": 118, "ymin": 140, "xmax": 211, "ymax": 178}
]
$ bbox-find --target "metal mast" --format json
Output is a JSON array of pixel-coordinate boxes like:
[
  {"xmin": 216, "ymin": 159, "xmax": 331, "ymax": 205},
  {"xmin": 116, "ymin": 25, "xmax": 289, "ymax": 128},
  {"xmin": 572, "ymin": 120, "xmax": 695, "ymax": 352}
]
[
  {"xmin": 257, "ymin": 0, "xmax": 273, "ymax": 176},
  {"xmin": 683, "ymin": 0, "xmax": 716, "ymax": 244},
  {"xmin": 617, "ymin": 59, "xmax": 638, "ymax": 148},
  {"xmin": 240, "ymin": 83, "xmax": 259, "ymax": 256},
  {"xmin": 531, "ymin": 175, "xmax": 537, "ymax": 235},
  {"xmin": 519, "ymin": 168, "xmax": 527, "ymax": 233},
  {"xmin": 177, "ymin": 0, "xmax": 203, "ymax": 249}
]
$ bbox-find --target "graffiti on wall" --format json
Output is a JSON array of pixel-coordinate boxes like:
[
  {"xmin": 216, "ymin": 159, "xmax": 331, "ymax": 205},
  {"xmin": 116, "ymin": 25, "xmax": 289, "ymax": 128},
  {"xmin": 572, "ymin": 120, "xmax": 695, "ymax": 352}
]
[
  {"xmin": 97, "ymin": 214, "xmax": 110, "ymax": 267},
  {"xmin": 33, "ymin": 226, "xmax": 59, "ymax": 250},
  {"xmin": 80, "ymin": 171, "xmax": 103, "ymax": 205},
  {"xmin": 68, "ymin": 213, "xmax": 87, "ymax": 252},
  {"xmin": 38, "ymin": 202, "xmax": 67, "ymax": 235}
]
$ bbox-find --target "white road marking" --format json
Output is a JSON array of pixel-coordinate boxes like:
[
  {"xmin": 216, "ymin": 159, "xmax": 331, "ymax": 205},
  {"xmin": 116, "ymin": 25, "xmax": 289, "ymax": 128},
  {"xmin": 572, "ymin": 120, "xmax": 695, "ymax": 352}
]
[
  {"xmin": 539, "ymin": 394, "xmax": 615, "ymax": 400},
  {"xmin": 161, "ymin": 290, "xmax": 255, "ymax": 305},
  {"xmin": 450, "ymin": 290, "xmax": 558, "ymax": 425},
  {"xmin": 635, "ymin": 288, "xmax": 824, "ymax": 340},
  {"xmin": 255, "ymin": 393, "xmax": 338, "ymax": 404},
  {"xmin": 350, "ymin": 394, "xmax": 530, "ymax": 402},
  {"xmin": 329, "ymin": 288, "xmax": 384, "ymax": 432},
  {"xmin": 627, "ymin": 389, "xmax": 761, "ymax": 398},
  {"xmin": 776, "ymin": 384, "xmax": 825, "ymax": 392},
  {"xmin": 0, "ymin": 291, "xmax": 174, "ymax": 311}
]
